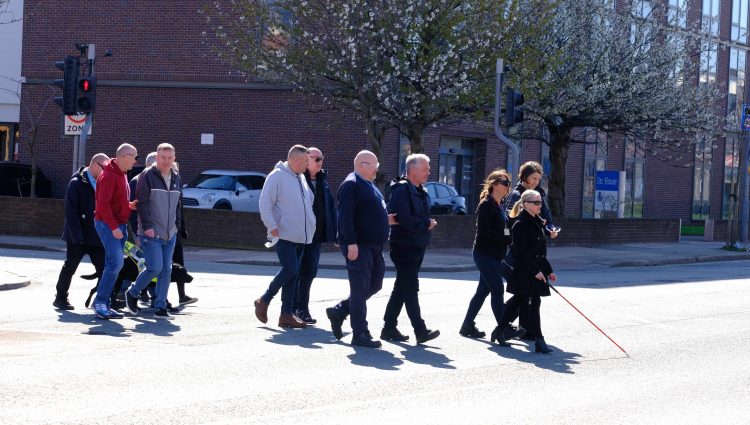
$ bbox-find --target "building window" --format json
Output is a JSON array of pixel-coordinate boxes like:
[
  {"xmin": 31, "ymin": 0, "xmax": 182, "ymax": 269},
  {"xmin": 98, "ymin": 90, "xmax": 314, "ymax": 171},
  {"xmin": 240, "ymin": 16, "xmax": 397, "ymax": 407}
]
[
  {"xmin": 732, "ymin": 0, "xmax": 749, "ymax": 43},
  {"xmin": 581, "ymin": 128, "xmax": 608, "ymax": 218},
  {"xmin": 540, "ymin": 140, "xmax": 551, "ymax": 196},
  {"xmin": 702, "ymin": 0, "xmax": 720, "ymax": 36},
  {"xmin": 692, "ymin": 139, "xmax": 713, "ymax": 220},
  {"xmin": 723, "ymin": 137, "xmax": 741, "ymax": 219},
  {"xmin": 623, "ymin": 136, "xmax": 645, "ymax": 218},
  {"xmin": 728, "ymin": 48, "xmax": 747, "ymax": 120},
  {"xmin": 700, "ymin": 43, "xmax": 718, "ymax": 87},
  {"xmin": 669, "ymin": 0, "xmax": 688, "ymax": 28},
  {"xmin": 438, "ymin": 137, "xmax": 475, "ymax": 209}
]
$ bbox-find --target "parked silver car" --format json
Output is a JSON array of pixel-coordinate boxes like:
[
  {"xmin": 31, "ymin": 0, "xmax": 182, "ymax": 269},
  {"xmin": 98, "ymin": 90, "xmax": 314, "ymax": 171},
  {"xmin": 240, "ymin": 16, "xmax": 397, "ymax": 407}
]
[{"xmin": 182, "ymin": 170, "xmax": 266, "ymax": 212}]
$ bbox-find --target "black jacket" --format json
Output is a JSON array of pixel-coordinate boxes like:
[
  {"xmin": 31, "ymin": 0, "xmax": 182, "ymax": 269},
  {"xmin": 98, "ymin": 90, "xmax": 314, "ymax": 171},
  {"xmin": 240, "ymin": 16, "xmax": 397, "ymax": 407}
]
[
  {"xmin": 473, "ymin": 196, "xmax": 511, "ymax": 260},
  {"xmin": 387, "ymin": 177, "xmax": 431, "ymax": 248},
  {"xmin": 305, "ymin": 169, "xmax": 337, "ymax": 243},
  {"xmin": 337, "ymin": 172, "xmax": 389, "ymax": 246},
  {"xmin": 61, "ymin": 167, "xmax": 101, "ymax": 247},
  {"xmin": 506, "ymin": 210, "xmax": 553, "ymax": 297}
]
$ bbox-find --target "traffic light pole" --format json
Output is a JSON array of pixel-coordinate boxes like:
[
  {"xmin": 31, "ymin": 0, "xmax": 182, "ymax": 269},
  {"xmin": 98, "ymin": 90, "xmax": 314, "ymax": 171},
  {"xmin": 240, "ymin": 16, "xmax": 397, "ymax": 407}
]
[
  {"xmin": 494, "ymin": 58, "xmax": 520, "ymax": 184},
  {"xmin": 77, "ymin": 45, "xmax": 95, "ymax": 169}
]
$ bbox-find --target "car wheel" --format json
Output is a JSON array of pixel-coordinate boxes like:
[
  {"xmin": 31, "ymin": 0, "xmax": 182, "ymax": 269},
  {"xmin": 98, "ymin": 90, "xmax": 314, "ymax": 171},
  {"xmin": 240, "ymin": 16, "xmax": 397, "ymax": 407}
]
[
  {"xmin": 455, "ymin": 210, "xmax": 466, "ymax": 215},
  {"xmin": 213, "ymin": 202, "xmax": 232, "ymax": 210}
]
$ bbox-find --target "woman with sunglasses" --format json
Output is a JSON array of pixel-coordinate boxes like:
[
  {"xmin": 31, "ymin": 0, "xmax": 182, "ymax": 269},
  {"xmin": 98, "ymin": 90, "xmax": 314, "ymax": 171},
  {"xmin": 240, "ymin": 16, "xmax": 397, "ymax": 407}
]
[
  {"xmin": 496, "ymin": 190, "xmax": 556, "ymax": 354},
  {"xmin": 459, "ymin": 169, "xmax": 521, "ymax": 340}
]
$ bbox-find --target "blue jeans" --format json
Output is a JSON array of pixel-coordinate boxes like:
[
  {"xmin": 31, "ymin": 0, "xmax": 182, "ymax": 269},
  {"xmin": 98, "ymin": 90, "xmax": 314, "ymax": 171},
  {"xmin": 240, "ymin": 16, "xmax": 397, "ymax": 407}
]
[
  {"xmin": 93, "ymin": 220, "xmax": 127, "ymax": 308},
  {"xmin": 294, "ymin": 241, "xmax": 321, "ymax": 313},
  {"xmin": 127, "ymin": 234, "xmax": 177, "ymax": 310},
  {"xmin": 463, "ymin": 249, "xmax": 505, "ymax": 326},
  {"xmin": 261, "ymin": 239, "xmax": 305, "ymax": 315}
]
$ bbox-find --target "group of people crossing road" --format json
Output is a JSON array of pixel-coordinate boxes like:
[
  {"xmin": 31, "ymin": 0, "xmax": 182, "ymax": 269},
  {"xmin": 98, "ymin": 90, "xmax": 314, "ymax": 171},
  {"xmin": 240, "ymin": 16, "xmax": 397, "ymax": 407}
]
[{"xmin": 53, "ymin": 141, "xmax": 559, "ymax": 354}]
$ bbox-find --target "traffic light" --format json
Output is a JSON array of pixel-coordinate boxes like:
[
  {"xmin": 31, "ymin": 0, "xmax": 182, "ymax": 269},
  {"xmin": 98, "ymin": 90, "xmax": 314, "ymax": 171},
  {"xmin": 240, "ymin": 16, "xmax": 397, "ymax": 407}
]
[
  {"xmin": 76, "ymin": 76, "xmax": 97, "ymax": 113},
  {"xmin": 505, "ymin": 88, "xmax": 525, "ymax": 127},
  {"xmin": 53, "ymin": 56, "xmax": 79, "ymax": 115}
]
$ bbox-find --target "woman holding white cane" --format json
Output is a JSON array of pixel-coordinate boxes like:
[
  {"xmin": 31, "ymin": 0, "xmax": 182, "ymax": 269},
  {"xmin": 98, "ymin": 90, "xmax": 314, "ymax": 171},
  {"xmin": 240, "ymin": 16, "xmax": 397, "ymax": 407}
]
[{"xmin": 497, "ymin": 190, "xmax": 556, "ymax": 354}]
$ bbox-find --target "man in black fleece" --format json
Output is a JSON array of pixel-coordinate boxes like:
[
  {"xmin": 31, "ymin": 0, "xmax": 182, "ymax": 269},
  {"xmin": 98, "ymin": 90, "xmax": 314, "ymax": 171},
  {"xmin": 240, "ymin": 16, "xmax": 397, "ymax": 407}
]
[{"xmin": 325, "ymin": 150, "xmax": 392, "ymax": 348}]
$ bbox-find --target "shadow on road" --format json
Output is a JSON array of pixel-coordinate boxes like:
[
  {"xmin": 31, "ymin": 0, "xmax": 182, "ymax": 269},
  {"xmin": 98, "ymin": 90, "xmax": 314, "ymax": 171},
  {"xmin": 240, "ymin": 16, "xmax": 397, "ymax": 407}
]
[
  {"xmin": 129, "ymin": 317, "xmax": 181, "ymax": 336},
  {"xmin": 262, "ymin": 325, "xmax": 331, "ymax": 349},
  {"xmin": 396, "ymin": 343, "xmax": 455, "ymax": 369},
  {"xmin": 55, "ymin": 310, "xmax": 130, "ymax": 337},
  {"xmin": 489, "ymin": 341, "xmax": 581, "ymax": 374},
  {"xmin": 348, "ymin": 346, "xmax": 404, "ymax": 370}
]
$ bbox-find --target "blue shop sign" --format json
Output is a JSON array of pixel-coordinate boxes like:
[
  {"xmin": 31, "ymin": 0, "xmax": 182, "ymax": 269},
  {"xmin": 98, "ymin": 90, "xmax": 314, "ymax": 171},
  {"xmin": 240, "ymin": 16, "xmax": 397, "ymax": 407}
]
[{"xmin": 595, "ymin": 171, "xmax": 619, "ymax": 192}]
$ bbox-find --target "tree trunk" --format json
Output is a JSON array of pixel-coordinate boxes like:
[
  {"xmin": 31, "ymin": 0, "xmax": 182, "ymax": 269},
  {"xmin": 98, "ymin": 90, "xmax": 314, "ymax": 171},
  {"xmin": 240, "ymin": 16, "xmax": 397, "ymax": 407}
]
[
  {"xmin": 406, "ymin": 121, "xmax": 425, "ymax": 154},
  {"xmin": 365, "ymin": 116, "xmax": 389, "ymax": 190},
  {"xmin": 547, "ymin": 124, "xmax": 571, "ymax": 217}
]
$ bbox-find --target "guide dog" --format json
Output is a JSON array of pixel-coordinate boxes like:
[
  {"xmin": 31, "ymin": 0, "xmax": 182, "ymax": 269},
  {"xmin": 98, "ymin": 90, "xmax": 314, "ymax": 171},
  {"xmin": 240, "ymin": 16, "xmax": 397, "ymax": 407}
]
[{"xmin": 82, "ymin": 255, "xmax": 193, "ymax": 308}]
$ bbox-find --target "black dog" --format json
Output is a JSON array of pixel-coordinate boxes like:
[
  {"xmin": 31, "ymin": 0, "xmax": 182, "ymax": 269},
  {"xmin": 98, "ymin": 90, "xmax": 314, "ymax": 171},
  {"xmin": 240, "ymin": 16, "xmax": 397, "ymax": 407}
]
[{"xmin": 82, "ymin": 256, "xmax": 193, "ymax": 308}]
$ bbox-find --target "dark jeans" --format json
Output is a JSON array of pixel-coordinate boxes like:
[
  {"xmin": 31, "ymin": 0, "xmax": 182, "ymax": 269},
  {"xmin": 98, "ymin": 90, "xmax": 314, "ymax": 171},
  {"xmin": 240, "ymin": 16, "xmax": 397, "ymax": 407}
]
[
  {"xmin": 294, "ymin": 241, "xmax": 321, "ymax": 313},
  {"xmin": 383, "ymin": 244, "xmax": 426, "ymax": 333},
  {"xmin": 55, "ymin": 242, "xmax": 105, "ymax": 301},
  {"xmin": 500, "ymin": 294, "xmax": 542, "ymax": 337},
  {"xmin": 332, "ymin": 244, "xmax": 385, "ymax": 337},
  {"xmin": 463, "ymin": 249, "xmax": 505, "ymax": 326},
  {"xmin": 261, "ymin": 239, "xmax": 305, "ymax": 315}
]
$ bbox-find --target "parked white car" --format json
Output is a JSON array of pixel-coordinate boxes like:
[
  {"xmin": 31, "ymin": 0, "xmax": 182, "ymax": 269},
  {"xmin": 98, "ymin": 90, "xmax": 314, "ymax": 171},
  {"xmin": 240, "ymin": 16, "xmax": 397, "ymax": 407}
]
[{"xmin": 182, "ymin": 170, "xmax": 267, "ymax": 212}]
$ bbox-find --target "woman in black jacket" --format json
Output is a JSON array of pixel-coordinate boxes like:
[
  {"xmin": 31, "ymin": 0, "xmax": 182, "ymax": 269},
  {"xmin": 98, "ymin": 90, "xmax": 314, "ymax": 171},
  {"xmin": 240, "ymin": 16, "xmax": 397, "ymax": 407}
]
[
  {"xmin": 459, "ymin": 169, "xmax": 516, "ymax": 339},
  {"xmin": 497, "ymin": 190, "xmax": 557, "ymax": 354}
]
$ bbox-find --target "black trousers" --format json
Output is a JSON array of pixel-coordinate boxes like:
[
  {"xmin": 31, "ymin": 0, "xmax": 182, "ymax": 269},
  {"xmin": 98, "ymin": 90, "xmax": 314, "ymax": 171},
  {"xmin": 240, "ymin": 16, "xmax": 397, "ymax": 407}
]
[
  {"xmin": 55, "ymin": 242, "xmax": 105, "ymax": 301},
  {"xmin": 383, "ymin": 244, "xmax": 427, "ymax": 334},
  {"xmin": 500, "ymin": 294, "xmax": 542, "ymax": 338}
]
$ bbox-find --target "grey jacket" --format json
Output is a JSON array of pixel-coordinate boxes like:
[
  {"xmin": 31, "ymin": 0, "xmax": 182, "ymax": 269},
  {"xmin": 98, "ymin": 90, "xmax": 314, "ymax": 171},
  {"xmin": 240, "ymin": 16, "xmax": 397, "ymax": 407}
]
[
  {"xmin": 135, "ymin": 165, "xmax": 182, "ymax": 241},
  {"xmin": 259, "ymin": 161, "xmax": 316, "ymax": 244}
]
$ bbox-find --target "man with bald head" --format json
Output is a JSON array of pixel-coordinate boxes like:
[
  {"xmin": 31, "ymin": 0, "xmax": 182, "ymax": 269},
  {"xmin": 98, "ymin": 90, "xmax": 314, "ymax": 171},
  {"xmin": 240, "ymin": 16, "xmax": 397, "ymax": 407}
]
[
  {"xmin": 92, "ymin": 143, "xmax": 138, "ymax": 319},
  {"xmin": 53, "ymin": 153, "xmax": 110, "ymax": 310},
  {"xmin": 325, "ymin": 150, "xmax": 391, "ymax": 348}
]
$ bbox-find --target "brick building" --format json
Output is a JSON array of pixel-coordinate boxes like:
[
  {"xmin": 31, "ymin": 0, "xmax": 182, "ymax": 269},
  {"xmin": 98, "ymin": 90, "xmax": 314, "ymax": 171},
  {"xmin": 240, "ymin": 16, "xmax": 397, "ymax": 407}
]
[{"xmin": 12, "ymin": 0, "xmax": 750, "ymax": 223}]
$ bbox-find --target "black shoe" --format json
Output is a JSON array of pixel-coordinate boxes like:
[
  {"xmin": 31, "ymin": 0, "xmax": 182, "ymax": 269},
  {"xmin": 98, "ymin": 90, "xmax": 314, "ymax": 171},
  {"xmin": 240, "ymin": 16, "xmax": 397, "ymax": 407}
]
[
  {"xmin": 53, "ymin": 299, "xmax": 74, "ymax": 310},
  {"xmin": 490, "ymin": 326, "xmax": 510, "ymax": 346},
  {"xmin": 124, "ymin": 292, "xmax": 140, "ymax": 315},
  {"xmin": 416, "ymin": 329, "xmax": 440, "ymax": 344},
  {"xmin": 179, "ymin": 296, "xmax": 198, "ymax": 306},
  {"xmin": 154, "ymin": 308, "xmax": 173, "ymax": 320},
  {"xmin": 351, "ymin": 333, "xmax": 382, "ymax": 348},
  {"xmin": 459, "ymin": 322, "xmax": 485, "ymax": 338},
  {"xmin": 502, "ymin": 324, "xmax": 526, "ymax": 341},
  {"xmin": 139, "ymin": 292, "xmax": 151, "ymax": 305},
  {"xmin": 380, "ymin": 327, "xmax": 410, "ymax": 342},
  {"xmin": 520, "ymin": 333, "xmax": 537, "ymax": 341},
  {"xmin": 326, "ymin": 307, "xmax": 345, "ymax": 340},
  {"xmin": 296, "ymin": 310, "xmax": 317, "ymax": 325},
  {"xmin": 166, "ymin": 304, "xmax": 181, "ymax": 314},
  {"xmin": 110, "ymin": 299, "xmax": 126, "ymax": 310},
  {"xmin": 535, "ymin": 336, "xmax": 553, "ymax": 354}
]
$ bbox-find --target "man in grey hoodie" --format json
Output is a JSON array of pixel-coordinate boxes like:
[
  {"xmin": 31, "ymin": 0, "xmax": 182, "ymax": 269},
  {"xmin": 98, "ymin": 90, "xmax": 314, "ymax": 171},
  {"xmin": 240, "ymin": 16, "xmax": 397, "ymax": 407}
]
[{"xmin": 254, "ymin": 144, "xmax": 316, "ymax": 328}]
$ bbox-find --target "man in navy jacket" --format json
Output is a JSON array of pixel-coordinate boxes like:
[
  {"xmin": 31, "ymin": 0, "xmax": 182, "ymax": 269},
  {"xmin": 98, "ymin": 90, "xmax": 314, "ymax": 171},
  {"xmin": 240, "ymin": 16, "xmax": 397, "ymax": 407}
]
[
  {"xmin": 381, "ymin": 154, "xmax": 440, "ymax": 344},
  {"xmin": 326, "ymin": 150, "xmax": 392, "ymax": 348},
  {"xmin": 53, "ymin": 153, "xmax": 110, "ymax": 310}
]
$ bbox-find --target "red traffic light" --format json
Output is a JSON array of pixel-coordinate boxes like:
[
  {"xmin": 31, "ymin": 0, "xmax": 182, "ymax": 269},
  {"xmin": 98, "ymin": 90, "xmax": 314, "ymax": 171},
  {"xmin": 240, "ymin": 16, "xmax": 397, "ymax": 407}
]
[{"xmin": 79, "ymin": 78, "xmax": 92, "ymax": 92}]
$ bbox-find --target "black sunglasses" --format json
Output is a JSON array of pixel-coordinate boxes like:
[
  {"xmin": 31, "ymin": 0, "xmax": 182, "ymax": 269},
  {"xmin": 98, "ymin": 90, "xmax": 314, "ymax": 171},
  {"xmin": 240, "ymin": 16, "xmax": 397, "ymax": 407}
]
[
  {"xmin": 524, "ymin": 200, "xmax": 542, "ymax": 206},
  {"xmin": 495, "ymin": 179, "xmax": 510, "ymax": 187},
  {"xmin": 311, "ymin": 157, "xmax": 324, "ymax": 163}
]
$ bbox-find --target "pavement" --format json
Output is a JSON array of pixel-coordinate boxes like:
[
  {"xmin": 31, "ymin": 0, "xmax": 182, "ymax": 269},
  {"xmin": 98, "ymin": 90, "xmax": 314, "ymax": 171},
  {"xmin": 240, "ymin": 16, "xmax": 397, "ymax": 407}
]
[{"xmin": 2, "ymin": 233, "xmax": 750, "ymax": 289}]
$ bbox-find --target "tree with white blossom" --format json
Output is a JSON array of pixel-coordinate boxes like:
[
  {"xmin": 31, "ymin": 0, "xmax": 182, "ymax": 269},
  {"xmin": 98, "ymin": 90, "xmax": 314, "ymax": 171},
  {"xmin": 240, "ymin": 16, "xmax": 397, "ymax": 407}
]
[
  {"xmin": 507, "ymin": 0, "xmax": 726, "ymax": 216},
  {"xmin": 205, "ymin": 0, "xmax": 556, "ymax": 182}
]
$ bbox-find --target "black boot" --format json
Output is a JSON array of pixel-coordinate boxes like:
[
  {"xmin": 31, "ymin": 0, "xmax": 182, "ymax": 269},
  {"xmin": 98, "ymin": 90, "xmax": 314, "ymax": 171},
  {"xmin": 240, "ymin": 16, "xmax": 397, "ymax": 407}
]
[
  {"xmin": 490, "ymin": 326, "xmax": 510, "ymax": 346},
  {"xmin": 502, "ymin": 324, "xmax": 526, "ymax": 342},
  {"xmin": 459, "ymin": 322, "xmax": 485, "ymax": 338},
  {"xmin": 535, "ymin": 336, "xmax": 552, "ymax": 354}
]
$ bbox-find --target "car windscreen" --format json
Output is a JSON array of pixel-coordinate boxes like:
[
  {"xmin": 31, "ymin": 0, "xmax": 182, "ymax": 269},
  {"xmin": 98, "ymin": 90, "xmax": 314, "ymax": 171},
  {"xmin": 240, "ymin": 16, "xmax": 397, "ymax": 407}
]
[{"xmin": 188, "ymin": 174, "xmax": 236, "ymax": 190}]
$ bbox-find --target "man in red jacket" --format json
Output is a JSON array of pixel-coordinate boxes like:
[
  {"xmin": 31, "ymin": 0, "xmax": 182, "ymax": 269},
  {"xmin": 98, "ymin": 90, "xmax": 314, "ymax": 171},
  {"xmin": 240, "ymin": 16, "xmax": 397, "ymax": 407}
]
[{"xmin": 92, "ymin": 143, "xmax": 138, "ymax": 319}]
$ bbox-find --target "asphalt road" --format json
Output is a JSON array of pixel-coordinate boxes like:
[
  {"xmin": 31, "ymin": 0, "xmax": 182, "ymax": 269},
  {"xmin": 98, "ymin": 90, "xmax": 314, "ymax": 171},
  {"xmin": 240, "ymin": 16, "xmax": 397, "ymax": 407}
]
[{"xmin": 1, "ymin": 248, "xmax": 748, "ymax": 424}]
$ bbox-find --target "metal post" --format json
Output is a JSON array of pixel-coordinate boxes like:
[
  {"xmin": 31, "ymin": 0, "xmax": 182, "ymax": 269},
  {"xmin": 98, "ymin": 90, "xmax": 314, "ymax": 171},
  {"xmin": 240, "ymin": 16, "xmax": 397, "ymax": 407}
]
[
  {"xmin": 741, "ymin": 130, "xmax": 750, "ymax": 243},
  {"xmin": 71, "ymin": 134, "xmax": 79, "ymax": 174},
  {"xmin": 494, "ymin": 58, "xmax": 520, "ymax": 184},
  {"xmin": 76, "ymin": 44, "xmax": 95, "ymax": 170}
]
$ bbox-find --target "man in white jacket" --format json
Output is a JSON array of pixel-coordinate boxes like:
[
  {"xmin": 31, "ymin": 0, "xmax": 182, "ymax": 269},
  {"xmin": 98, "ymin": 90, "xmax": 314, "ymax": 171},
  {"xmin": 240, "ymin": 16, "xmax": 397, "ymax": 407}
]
[{"xmin": 255, "ymin": 145, "xmax": 316, "ymax": 328}]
